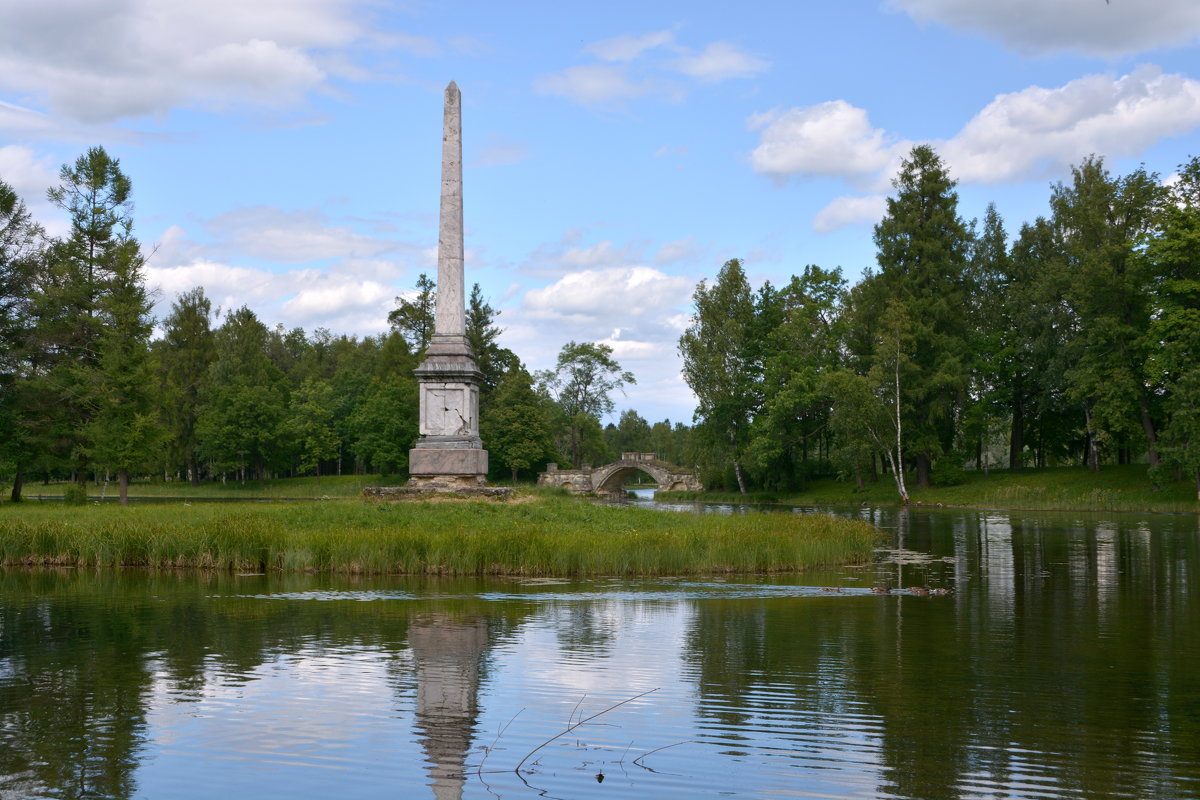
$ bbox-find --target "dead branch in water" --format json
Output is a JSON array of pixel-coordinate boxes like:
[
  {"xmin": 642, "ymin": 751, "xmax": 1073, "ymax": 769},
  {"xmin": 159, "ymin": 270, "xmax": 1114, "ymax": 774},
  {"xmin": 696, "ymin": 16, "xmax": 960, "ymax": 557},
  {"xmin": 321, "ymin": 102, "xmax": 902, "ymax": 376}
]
[{"xmin": 513, "ymin": 688, "xmax": 659, "ymax": 776}]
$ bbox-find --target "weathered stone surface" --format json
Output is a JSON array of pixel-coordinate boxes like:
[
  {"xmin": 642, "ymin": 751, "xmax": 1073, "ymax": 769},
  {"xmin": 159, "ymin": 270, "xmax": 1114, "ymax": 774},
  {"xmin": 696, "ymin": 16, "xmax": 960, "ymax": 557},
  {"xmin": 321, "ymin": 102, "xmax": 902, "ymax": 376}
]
[
  {"xmin": 537, "ymin": 455, "xmax": 703, "ymax": 496},
  {"xmin": 364, "ymin": 485, "xmax": 514, "ymax": 499},
  {"xmin": 405, "ymin": 79, "xmax": 489, "ymax": 487},
  {"xmin": 435, "ymin": 80, "xmax": 465, "ymax": 339},
  {"xmin": 409, "ymin": 447, "xmax": 488, "ymax": 477}
]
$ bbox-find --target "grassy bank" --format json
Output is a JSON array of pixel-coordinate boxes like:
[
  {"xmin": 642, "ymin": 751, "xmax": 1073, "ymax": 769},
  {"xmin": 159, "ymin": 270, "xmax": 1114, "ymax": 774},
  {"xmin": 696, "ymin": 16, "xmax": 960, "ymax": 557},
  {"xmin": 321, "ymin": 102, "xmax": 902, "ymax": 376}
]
[
  {"xmin": 15, "ymin": 474, "xmax": 405, "ymax": 500},
  {"xmin": 660, "ymin": 464, "xmax": 1200, "ymax": 513},
  {"xmin": 0, "ymin": 495, "xmax": 877, "ymax": 576}
]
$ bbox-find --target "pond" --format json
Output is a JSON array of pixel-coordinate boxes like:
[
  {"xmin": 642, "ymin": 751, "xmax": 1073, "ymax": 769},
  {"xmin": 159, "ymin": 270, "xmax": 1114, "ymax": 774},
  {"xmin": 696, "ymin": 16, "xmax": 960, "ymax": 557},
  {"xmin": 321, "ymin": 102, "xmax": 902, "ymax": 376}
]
[{"xmin": 1, "ymin": 504, "xmax": 1197, "ymax": 799}]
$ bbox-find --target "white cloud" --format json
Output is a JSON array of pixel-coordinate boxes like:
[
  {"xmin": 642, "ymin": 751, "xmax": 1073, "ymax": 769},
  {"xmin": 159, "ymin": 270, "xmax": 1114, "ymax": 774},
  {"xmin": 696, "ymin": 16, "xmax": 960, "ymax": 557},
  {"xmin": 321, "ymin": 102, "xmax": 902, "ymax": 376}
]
[
  {"xmin": 514, "ymin": 265, "xmax": 697, "ymax": 421},
  {"xmin": 0, "ymin": 0, "xmax": 418, "ymax": 125},
  {"xmin": 204, "ymin": 206, "xmax": 408, "ymax": 262},
  {"xmin": 812, "ymin": 194, "xmax": 888, "ymax": 233},
  {"xmin": 943, "ymin": 66, "xmax": 1200, "ymax": 184},
  {"xmin": 146, "ymin": 260, "xmax": 287, "ymax": 307},
  {"xmin": 560, "ymin": 241, "xmax": 636, "ymax": 270},
  {"xmin": 672, "ymin": 42, "xmax": 768, "ymax": 82},
  {"xmin": 0, "ymin": 145, "xmax": 57, "ymax": 204},
  {"xmin": 470, "ymin": 134, "xmax": 530, "ymax": 168},
  {"xmin": 752, "ymin": 67, "xmax": 1200, "ymax": 229},
  {"xmin": 533, "ymin": 64, "xmax": 654, "ymax": 108},
  {"xmin": 538, "ymin": 31, "xmax": 767, "ymax": 109},
  {"xmin": 281, "ymin": 278, "xmax": 394, "ymax": 322},
  {"xmin": 584, "ymin": 30, "xmax": 676, "ymax": 62},
  {"xmin": 523, "ymin": 265, "xmax": 693, "ymax": 324},
  {"xmin": 748, "ymin": 101, "xmax": 903, "ymax": 186},
  {"xmin": 653, "ymin": 144, "xmax": 687, "ymax": 158},
  {"xmin": 145, "ymin": 258, "xmax": 401, "ymax": 336},
  {"xmin": 888, "ymin": 0, "xmax": 1200, "ymax": 57},
  {"xmin": 654, "ymin": 237, "xmax": 701, "ymax": 266},
  {"xmin": 142, "ymin": 210, "xmax": 419, "ymax": 336},
  {"xmin": 595, "ymin": 334, "xmax": 659, "ymax": 360}
]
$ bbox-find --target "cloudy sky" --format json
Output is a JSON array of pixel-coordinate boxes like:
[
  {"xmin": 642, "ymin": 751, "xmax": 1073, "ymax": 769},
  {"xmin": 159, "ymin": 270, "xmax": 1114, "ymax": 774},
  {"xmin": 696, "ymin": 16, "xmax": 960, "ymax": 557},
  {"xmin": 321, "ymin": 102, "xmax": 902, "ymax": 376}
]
[{"xmin": 3, "ymin": 0, "xmax": 1199, "ymax": 424}]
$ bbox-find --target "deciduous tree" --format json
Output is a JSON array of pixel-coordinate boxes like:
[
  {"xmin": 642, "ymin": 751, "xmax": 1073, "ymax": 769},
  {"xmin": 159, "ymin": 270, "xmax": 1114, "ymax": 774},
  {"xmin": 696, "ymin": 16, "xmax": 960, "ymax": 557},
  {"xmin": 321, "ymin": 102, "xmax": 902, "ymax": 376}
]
[{"xmin": 679, "ymin": 258, "xmax": 759, "ymax": 492}]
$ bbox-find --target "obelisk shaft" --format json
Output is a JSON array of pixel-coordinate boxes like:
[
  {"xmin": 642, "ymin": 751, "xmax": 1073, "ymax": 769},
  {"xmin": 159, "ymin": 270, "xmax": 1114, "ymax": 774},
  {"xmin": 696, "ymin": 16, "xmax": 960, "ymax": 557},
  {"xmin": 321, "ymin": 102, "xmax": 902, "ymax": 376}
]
[
  {"xmin": 408, "ymin": 80, "xmax": 488, "ymax": 488},
  {"xmin": 435, "ymin": 80, "xmax": 465, "ymax": 340}
]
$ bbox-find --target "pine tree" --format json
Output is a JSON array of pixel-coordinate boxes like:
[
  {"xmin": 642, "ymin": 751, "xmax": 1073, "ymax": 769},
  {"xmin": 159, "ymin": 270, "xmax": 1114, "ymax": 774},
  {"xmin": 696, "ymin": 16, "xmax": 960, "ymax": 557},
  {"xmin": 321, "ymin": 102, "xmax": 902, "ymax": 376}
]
[
  {"xmin": 388, "ymin": 273, "xmax": 436, "ymax": 353},
  {"xmin": 0, "ymin": 179, "xmax": 44, "ymax": 499},
  {"xmin": 37, "ymin": 147, "xmax": 153, "ymax": 492},
  {"xmin": 872, "ymin": 145, "xmax": 973, "ymax": 487}
]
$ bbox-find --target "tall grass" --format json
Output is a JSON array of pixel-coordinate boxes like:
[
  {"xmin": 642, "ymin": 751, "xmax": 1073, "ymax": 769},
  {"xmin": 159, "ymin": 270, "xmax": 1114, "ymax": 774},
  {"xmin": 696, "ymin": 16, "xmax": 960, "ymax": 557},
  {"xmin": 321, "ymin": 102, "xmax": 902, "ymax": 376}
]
[
  {"xmin": 0, "ymin": 496, "xmax": 876, "ymax": 576},
  {"xmin": 18, "ymin": 474, "xmax": 400, "ymax": 500}
]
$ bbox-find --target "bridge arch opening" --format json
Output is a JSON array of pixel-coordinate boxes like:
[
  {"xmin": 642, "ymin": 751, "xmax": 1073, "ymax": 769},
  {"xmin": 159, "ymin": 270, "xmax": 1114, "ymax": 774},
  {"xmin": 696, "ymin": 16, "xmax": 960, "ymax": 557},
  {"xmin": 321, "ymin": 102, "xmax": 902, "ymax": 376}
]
[{"xmin": 593, "ymin": 465, "xmax": 670, "ymax": 495}]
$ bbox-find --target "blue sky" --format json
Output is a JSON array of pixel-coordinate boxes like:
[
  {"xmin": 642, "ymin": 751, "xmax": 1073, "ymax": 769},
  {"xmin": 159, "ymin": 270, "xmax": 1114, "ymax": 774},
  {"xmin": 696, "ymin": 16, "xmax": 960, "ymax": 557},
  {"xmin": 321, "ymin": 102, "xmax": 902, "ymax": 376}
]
[{"xmin": 3, "ymin": 0, "xmax": 1200, "ymax": 425}]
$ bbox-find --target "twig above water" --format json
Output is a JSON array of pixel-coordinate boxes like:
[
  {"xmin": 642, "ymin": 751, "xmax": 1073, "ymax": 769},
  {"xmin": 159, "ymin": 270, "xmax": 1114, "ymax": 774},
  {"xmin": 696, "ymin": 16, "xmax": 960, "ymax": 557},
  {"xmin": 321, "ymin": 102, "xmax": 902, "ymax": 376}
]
[{"xmin": 514, "ymin": 688, "xmax": 659, "ymax": 776}]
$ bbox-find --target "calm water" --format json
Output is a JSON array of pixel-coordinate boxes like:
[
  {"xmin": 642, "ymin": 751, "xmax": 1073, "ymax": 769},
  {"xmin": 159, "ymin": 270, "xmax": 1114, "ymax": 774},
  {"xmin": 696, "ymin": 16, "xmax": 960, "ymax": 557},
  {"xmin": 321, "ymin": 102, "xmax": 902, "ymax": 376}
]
[{"xmin": 1, "ymin": 504, "xmax": 1198, "ymax": 799}]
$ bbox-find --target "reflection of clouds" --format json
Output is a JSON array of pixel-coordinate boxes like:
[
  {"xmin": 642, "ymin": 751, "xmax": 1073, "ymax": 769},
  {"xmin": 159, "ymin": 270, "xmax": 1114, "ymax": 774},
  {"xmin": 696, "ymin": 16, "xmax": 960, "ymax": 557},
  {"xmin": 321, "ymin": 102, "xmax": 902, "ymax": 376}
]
[
  {"xmin": 490, "ymin": 600, "xmax": 692, "ymax": 701},
  {"xmin": 139, "ymin": 647, "xmax": 426, "ymax": 794}
]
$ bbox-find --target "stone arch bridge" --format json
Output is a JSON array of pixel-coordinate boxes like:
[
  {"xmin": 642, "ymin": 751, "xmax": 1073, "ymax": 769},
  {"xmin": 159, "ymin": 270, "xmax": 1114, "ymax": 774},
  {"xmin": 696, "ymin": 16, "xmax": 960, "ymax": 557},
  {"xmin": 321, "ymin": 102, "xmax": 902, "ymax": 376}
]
[{"xmin": 538, "ymin": 453, "xmax": 703, "ymax": 497}]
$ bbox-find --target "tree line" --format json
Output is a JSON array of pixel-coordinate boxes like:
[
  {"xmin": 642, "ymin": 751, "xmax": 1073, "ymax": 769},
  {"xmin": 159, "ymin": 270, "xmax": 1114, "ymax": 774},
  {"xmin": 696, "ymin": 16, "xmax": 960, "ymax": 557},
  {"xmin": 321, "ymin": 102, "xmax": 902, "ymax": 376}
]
[
  {"xmin": 0, "ymin": 147, "xmax": 691, "ymax": 503},
  {"xmin": 680, "ymin": 145, "xmax": 1200, "ymax": 499}
]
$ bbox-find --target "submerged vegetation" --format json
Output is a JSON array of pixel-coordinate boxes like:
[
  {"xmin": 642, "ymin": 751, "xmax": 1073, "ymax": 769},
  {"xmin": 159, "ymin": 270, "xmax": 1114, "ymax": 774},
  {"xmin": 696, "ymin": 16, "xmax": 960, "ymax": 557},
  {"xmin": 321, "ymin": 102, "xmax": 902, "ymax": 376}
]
[{"xmin": 0, "ymin": 495, "xmax": 876, "ymax": 576}]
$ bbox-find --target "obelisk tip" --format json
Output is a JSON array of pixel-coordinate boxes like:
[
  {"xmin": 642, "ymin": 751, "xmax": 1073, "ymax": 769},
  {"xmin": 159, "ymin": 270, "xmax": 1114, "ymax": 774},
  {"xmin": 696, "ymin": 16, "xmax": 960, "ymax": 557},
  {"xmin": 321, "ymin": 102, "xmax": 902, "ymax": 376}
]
[{"xmin": 446, "ymin": 80, "xmax": 459, "ymax": 94}]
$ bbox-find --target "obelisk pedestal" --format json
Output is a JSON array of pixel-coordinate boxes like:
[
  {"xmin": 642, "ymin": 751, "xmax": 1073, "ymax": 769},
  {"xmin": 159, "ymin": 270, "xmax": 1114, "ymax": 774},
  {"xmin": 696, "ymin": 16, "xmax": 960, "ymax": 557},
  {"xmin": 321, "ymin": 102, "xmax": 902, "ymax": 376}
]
[{"xmin": 408, "ymin": 81, "xmax": 489, "ymax": 489}]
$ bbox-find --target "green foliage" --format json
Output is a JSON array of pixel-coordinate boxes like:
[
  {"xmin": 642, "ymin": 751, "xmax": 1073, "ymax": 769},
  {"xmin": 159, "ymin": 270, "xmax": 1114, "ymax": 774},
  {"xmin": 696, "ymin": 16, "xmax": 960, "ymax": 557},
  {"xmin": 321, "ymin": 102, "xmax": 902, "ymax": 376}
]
[
  {"xmin": 480, "ymin": 363, "xmax": 556, "ymax": 481},
  {"xmin": 62, "ymin": 484, "xmax": 87, "ymax": 505},
  {"xmin": 0, "ymin": 179, "xmax": 44, "ymax": 487},
  {"xmin": 388, "ymin": 272, "xmax": 435, "ymax": 353},
  {"xmin": 286, "ymin": 379, "xmax": 341, "ymax": 476},
  {"xmin": 872, "ymin": 144, "xmax": 973, "ymax": 486},
  {"xmin": 9, "ymin": 144, "xmax": 1200, "ymax": 499},
  {"xmin": 196, "ymin": 307, "xmax": 289, "ymax": 481},
  {"xmin": 537, "ymin": 341, "xmax": 634, "ymax": 468},
  {"xmin": 465, "ymin": 282, "xmax": 515, "ymax": 403},
  {"xmin": 930, "ymin": 456, "xmax": 967, "ymax": 487},
  {"xmin": 679, "ymin": 258, "xmax": 759, "ymax": 492},
  {"xmin": 349, "ymin": 374, "xmax": 418, "ymax": 475},
  {"xmin": 1146, "ymin": 156, "xmax": 1200, "ymax": 489},
  {"xmin": 157, "ymin": 287, "xmax": 215, "ymax": 484},
  {"xmin": 1052, "ymin": 156, "xmax": 1165, "ymax": 469},
  {"xmin": 748, "ymin": 266, "xmax": 846, "ymax": 490}
]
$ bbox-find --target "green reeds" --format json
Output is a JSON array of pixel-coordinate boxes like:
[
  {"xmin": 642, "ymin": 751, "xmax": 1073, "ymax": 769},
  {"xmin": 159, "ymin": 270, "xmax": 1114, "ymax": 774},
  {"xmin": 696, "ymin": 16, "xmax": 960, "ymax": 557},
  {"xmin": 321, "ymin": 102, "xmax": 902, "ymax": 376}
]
[{"xmin": 0, "ymin": 496, "xmax": 876, "ymax": 576}]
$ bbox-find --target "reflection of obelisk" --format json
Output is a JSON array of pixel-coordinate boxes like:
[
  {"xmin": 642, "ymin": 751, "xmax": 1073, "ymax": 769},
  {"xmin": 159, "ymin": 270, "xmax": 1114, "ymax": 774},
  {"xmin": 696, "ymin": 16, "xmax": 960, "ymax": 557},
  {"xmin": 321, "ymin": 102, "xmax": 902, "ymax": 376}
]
[
  {"xmin": 409, "ymin": 81, "xmax": 488, "ymax": 489},
  {"xmin": 409, "ymin": 615, "xmax": 489, "ymax": 800}
]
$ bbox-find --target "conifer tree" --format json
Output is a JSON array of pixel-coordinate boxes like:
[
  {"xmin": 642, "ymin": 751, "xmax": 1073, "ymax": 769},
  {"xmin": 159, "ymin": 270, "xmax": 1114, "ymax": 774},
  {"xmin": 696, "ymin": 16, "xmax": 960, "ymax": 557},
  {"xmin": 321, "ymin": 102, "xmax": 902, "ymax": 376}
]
[{"xmin": 872, "ymin": 145, "xmax": 973, "ymax": 486}]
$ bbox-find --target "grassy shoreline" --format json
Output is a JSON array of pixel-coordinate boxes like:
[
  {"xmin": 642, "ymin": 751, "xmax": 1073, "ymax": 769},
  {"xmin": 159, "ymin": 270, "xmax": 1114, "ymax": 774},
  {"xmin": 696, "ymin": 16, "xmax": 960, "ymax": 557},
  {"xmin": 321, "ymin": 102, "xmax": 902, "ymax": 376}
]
[
  {"xmin": 0, "ymin": 494, "xmax": 876, "ymax": 577},
  {"xmin": 659, "ymin": 464, "xmax": 1200, "ymax": 514}
]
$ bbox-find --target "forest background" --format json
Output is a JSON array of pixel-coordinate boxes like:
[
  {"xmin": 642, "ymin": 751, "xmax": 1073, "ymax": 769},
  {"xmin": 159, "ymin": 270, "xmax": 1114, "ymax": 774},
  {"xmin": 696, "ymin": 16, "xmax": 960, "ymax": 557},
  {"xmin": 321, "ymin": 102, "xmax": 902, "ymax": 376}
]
[{"xmin": 1, "ymin": 142, "xmax": 1199, "ymax": 504}]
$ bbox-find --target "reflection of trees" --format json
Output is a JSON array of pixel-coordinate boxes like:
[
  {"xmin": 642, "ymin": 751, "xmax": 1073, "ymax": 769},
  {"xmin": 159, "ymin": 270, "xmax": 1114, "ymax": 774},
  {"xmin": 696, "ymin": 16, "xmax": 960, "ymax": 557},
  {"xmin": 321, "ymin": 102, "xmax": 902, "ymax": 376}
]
[
  {"xmin": 0, "ymin": 571, "xmax": 153, "ymax": 799},
  {"xmin": 684, "ymin": 510, "xmax": 1200, "ymax": 799},
  {"xmin": 550, "ymin": 601, "xmax": 619, "ymax": 656},
  {"xmin": 0, "ymin": 571, "xmax": 526, "ymax": 800}
]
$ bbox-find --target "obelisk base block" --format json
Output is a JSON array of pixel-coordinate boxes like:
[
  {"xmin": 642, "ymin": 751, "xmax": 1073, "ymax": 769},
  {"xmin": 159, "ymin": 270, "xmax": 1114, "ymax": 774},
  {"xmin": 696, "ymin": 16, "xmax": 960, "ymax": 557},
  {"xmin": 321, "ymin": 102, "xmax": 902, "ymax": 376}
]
[{"xmin": 408, "ymin": 448, "xmax": 489, "ymax": 490}]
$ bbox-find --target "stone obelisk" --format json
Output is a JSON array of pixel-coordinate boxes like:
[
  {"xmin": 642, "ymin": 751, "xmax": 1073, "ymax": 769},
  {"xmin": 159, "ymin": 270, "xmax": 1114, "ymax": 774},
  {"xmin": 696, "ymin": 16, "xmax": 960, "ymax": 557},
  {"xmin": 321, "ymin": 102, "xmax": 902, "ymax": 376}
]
[{"xmin": 408, "ymin": 81, "xmax": 488, "ymax": 488}]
